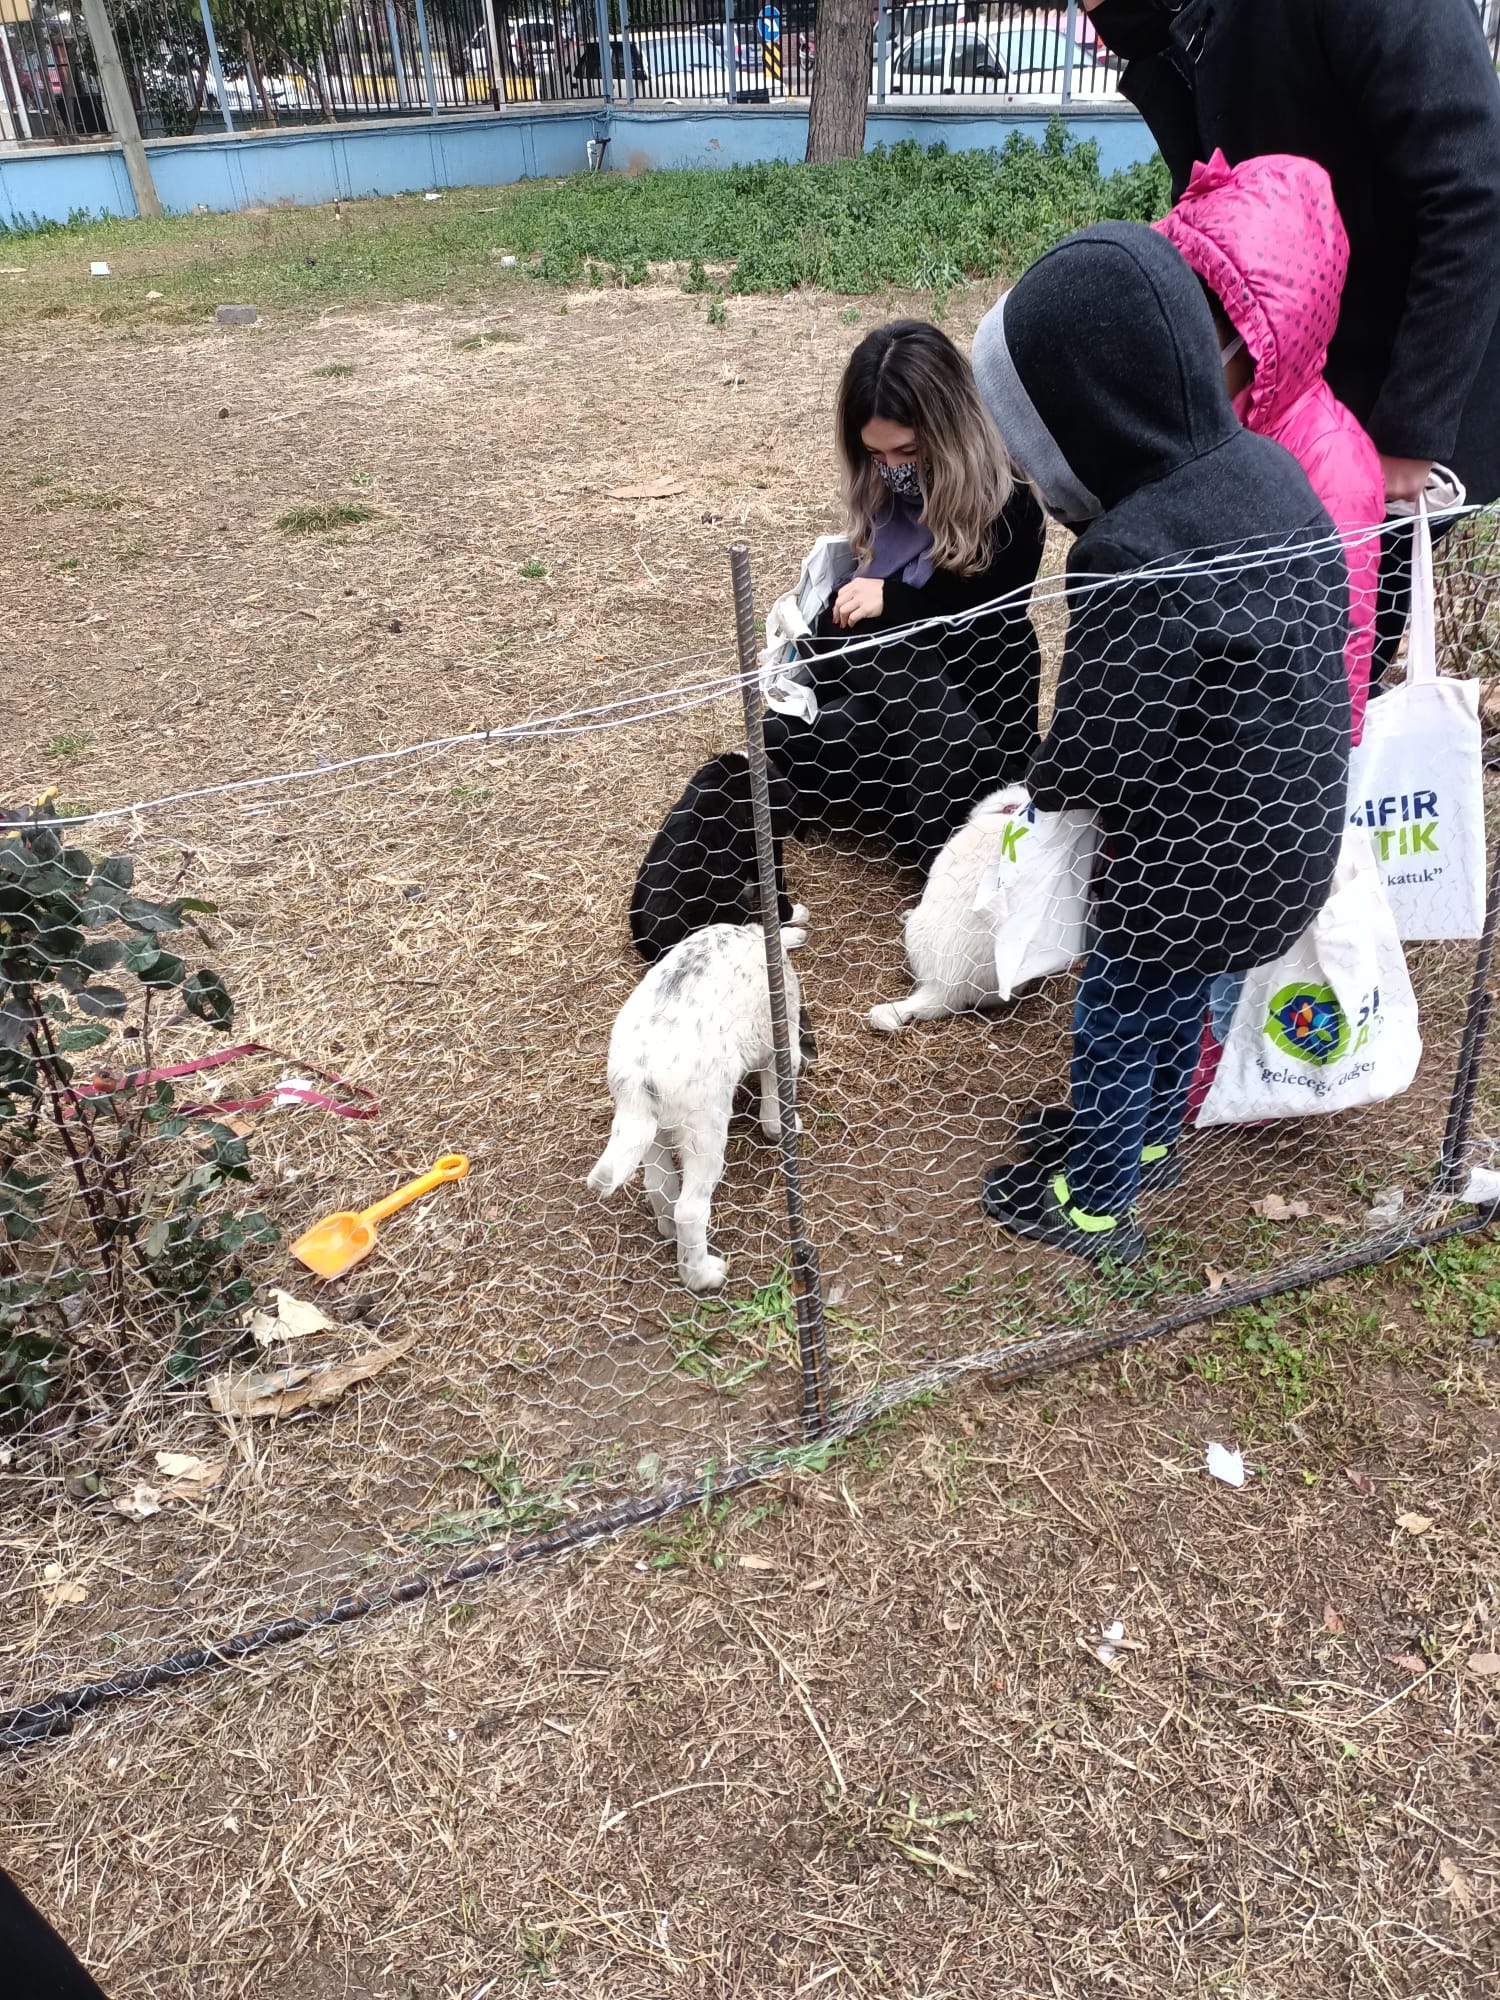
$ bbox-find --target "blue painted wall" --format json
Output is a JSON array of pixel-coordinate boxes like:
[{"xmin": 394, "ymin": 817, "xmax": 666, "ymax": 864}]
[{"xmin": 0, "ymin": 101, "xmax": 1154, "ymax": 229}]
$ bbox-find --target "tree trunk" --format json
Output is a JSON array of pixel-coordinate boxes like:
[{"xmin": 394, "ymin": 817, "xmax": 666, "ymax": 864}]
[
  {"xmin": 242, "ymin": 28, "xmax": 276, "ymax": 125},
  {"xmin": 805, "ymin": 0, "xmax": 872, "ymax": 163}
]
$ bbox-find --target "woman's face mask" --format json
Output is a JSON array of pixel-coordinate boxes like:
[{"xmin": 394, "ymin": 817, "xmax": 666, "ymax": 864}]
[{"xmin": 877, "ymin": 458, "xmax": 925, "ymax": 502}]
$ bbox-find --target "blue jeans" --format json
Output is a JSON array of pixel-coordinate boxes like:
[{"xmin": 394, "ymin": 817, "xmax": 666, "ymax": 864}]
[{"xmin": 1064, "ymin": 949, "xmax": 1214, "ymax": 1217}]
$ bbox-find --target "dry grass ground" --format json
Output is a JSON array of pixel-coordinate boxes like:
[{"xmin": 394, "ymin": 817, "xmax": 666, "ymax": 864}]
[
  {"xmin": 5, "ymin": 1239, "xmax": 1499, "ymax": 1999},
  {"xmin": 2, "ymin": 258, "xmax": 1498, "ymax": 1998}
]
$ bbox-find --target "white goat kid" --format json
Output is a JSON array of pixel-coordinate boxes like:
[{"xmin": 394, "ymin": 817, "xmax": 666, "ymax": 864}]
[
  {"xmin": 868, "ymin": 789, "xmax": 1025, "ymax": 1033},
  {"xmin": 588, "ymin": 922, "xmax": 805, "ymax": 1292}
]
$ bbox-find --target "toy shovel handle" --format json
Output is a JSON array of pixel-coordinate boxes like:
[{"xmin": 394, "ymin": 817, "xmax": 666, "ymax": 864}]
[{"xmin": 359, "ymin": 1154, "xmax": 469, "ymax": 1228}]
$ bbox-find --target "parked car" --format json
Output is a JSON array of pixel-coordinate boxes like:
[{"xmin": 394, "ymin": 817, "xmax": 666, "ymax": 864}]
[
  {"xmin": 573, "ymin": 38, "xmax": 650, "ymax": 88},
  {"xmin": 887, "ymin": 21, "xmax": 1078, "ymax": 94},
  {"xmin": 634, "ymin": 28, "xmax": 715, "ymax": 95}
]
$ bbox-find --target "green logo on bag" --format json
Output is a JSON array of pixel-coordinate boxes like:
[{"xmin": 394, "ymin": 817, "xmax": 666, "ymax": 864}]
[
  {"xmin": 1264, "ymin": 983, "xmax": 1347, "ymax": 1066},
  {"xmin": 998, "ymin": 819, "xmax": 1029, "ymax": 863}
]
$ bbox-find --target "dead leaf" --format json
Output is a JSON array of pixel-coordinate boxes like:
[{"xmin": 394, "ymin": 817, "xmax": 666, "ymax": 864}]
[
  {"xmin": 1252, "ymin": 1193, "xmax": 1311, "ymax": 1221},
  {"xmin": 208, "ymin": 1113, "xmax": 255, "ymax": 1139},
  {"xmin": 1323, "ymin": 1603, "xmax": 1346, "ymax": 1635},
  {"xmin": 1440, "ymin": 1857, "xmax": 1477, "ymax": 1913},
  {"xmin": 245, "ymin": 1308, "xmax": 280, "ymax": 1347},
  {"xmin": 273, "ymin": 1289, "xmax": 335, "ymax": 1338},
  {"xmin": 1345, "ymin": 1466, "xmax": 1375, "ymax": 1497},
  {"xmin": 1396, "ymin": 1511, "xmax": 1434, "ymax": 1535},
  {"xmin": 605, "ymin": 477, "xmax": 686, "ymax": 501},
  {"xmin": 1384, "ymin": 1651, "xmax": 1428, "ymax": 1676},
  {"xmin": 736, "ymin": 1554, "xmax": 776, "ymax": 1572},
  {"xmin": 209, "ymin": 1333, "xmax": 415, "ymax": 1419},
  {"xmin": 112, "ymin": 1482, "xmax": 162, "ymax": 1521},
  {"xmin": 1465, "ymin": 1651, "xmax": 1500, "ymax": 1677},
  {"xmin": 40, "ymin": 1562, "xmax": 87, "ymax": 1607},
  {"xmin": 1204, "ymin": 1264, "xmax": 1232, "ymax": 1294},
  {"xmin": 153, "ymin": 1451, "xmax": 224, "ymax": 1500}
]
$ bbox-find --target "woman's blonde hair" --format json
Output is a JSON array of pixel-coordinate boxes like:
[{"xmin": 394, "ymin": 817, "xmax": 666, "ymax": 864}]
[{"xmin": 837, "ymin": 319, "xmax": 1015, "ymax": 576}]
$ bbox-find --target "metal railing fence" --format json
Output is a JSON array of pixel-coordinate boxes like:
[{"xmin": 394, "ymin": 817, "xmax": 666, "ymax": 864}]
[{"xmin": 0, "ymin": 0, "xmax": 1137, "ymax": 144}]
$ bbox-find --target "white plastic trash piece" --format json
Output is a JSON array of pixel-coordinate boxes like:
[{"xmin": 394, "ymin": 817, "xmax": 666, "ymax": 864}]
[
  {"xmin": 1461, "ymin": 1166, "xmax": 1500, "ymax": 1207},
  {"xmin": 1365, "ymin": 1186, "xmax": 1406, "ymax": 1229},
  {"xmin": 89, "ymin": 261, "xmax": 111, "ymax": 277},
  {"xmin": 1206, "ymin": 1442, "xmax": 1246, "ymax": 1488},
  {"xmin": 273, "ymin": 1074, "xmax": 318, "ymax": 1110},
  {"xmin": 424, "ymin": 190, "xmax": 442, "ymax": 201},
  {"xmin": 499, "ymin": 254, "xmax": 518, "ymax": 269}
]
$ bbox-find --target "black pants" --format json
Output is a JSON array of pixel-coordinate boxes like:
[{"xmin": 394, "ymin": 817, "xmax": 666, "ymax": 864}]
[{"xmin": 1369, "ymin": 513, "xmax": 1458, "ymax": 691}]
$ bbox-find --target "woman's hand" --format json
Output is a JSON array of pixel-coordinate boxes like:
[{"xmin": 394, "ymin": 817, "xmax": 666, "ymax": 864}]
[{"xmin": 832, "ymin": 577, "xmax": 885, "ymax": 628}]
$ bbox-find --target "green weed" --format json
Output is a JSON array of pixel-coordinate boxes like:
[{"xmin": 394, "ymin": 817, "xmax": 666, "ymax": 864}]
[
  {"xmin": 415, "ymin": 1446, "xmax": 595, "ymax": 1550},
  {"xmin": 519, "ymin": 557, "xmax": 547, "ymax": 578},
  {"xmin": 43, "ymin": 731, "xmax": 92, "ymax": 757},
  {"xmin": 516, "ymin": 1921, "xmax": 566, "ymax": 1981},
  {"xmin": 665, "ymin": 1265, "xmax": 795, "ymax": 1394},
  {"xmin": 453, "ymin": 328, "xmax": 519, "ymax": 350},
  {"xmin": 275, "ymin": 501, "xmax": 377, "ymax": 533},
  {"xmin": 448, "ymin": 779, "xmax": 492, "ymax": 808},
  {"xmin": 311, "ymin": 361, "xmax": 356, "ymax": 377}
]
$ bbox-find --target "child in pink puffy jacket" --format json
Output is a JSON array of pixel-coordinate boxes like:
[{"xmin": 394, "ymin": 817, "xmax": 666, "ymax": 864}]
[{"xmin": 1156, "ymin": 150, "xmax": 1384, "ymax": 744}]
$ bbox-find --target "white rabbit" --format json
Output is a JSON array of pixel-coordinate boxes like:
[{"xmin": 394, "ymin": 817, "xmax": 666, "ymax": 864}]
[{"xmin": 868, "ymin": 788, "xmax": 1029, "ymax": 1033}]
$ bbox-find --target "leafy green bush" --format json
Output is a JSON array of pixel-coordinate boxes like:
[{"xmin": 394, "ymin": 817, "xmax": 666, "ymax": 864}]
[
  {"xmin": 510, "ymin": 126, "xmax": 1172, "ymax": 295},
  {"xmin": 0, "ymin": 801, "xmax": 276, "ymax": 1418}
]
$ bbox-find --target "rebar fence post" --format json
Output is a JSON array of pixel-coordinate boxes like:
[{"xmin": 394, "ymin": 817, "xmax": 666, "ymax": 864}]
[
  {"xmin": 730, "ymin": 543, "xmax": 831, "ymax": 1436},
  {"xmin": 875, "ymin": 0, "xmax": 889, "ymax": 107},
  {"xmin": 196, "ymin": 0, "xmax": 234, "ymax": 133},
  {"xmin": 1437, "ymin": 830, "xmax": 1500, "ymax": 1193},
  {"xmin": 1062, "ymin": 0, "xmax": 1078, "ymax": 103}
]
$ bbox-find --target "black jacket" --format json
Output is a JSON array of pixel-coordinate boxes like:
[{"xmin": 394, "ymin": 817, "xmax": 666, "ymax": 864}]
[
  {"xmin": 1089, "ymin": 0, "xmax": 1500, "ymax": 500},
  {"xmin": 763, "ymin": 484, "xmax": 1045, "ymax": 871},
  {"xmin": 972, "ymin": 223, "xmax": 1350, "ymax": 975}
]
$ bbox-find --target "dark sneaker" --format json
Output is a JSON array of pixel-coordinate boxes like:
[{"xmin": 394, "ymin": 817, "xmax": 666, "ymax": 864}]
[
  {"xmin": 981, "ymin": 1163, "xmax": 1148, "ymax": 1266},
  {"xmin": 1014, "ymin": 1104, "xmax": 1183, "ymax": 1194}
]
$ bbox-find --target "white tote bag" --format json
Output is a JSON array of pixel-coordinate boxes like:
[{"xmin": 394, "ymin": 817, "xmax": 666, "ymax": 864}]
[
  {"xmin": 759, "ymin": 535, "xmax": 859, "ymax": 723},
  {"xmin": 1197, "ymin": 831, "xmax": 1421, "ymax": 1126},
  {"xmin": 972, "ymin": 792, "xmax": 1097, "ymax": 1000},
  {"xmin": 1346, "ymin": 496, "xmax": 1486, "ymax": 939}
]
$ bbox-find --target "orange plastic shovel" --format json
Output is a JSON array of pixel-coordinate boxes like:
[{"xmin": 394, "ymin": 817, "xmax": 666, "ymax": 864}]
[{"xmin": 290, "ymin": 1153, "xmax": 469, "ymax": 1280}]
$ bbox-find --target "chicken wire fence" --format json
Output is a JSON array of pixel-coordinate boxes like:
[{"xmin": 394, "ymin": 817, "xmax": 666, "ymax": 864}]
[{"xmin": 3, "ymin": 507, "xmax": 1499, "ymax": 1749}]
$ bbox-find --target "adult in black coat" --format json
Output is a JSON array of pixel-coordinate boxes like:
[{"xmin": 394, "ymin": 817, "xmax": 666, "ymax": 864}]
[
  {"xmin": 1088, "ymin": 0, "xmax": 1500, "ymax": 677},
  {"xmin": 972, "ymin": 223, "xmax": 1350, "ymax": 1259},
  {"xmin": 1083, "ymin": 0, "xmax": 1500, "ymax": 509}
]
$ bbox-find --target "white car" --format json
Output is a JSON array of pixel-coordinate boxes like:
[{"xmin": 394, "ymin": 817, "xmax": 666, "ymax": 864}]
[
  {"xmin": 887, "ymin": 21, "xmax": 1083, "ymax": 95},
  {"xmin": 630, "ymin": 27, "xmax": 769, "ymax": 99}
]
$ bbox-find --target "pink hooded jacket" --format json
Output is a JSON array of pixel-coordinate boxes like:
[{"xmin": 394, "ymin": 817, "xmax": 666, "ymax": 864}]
[{"xmin": 1156, "ymin": 151, "xmax": 1384, "ymax": 744}]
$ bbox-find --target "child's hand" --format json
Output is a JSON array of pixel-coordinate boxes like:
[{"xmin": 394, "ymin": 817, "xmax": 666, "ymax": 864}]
[{"xmin": 832, "ymin": 577, "xmax": 884, "ymax": 628}]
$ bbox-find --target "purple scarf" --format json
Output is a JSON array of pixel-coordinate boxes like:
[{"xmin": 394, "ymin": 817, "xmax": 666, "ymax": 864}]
[{"xmin": 862, "ymin": 494, "xmax": 936, "ymax": 590}]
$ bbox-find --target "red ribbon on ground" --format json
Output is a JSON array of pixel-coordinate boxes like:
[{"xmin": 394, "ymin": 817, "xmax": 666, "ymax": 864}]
[{"xmin": 67, "ymin": 1042, "xmax": 380, "ymax": 1121}]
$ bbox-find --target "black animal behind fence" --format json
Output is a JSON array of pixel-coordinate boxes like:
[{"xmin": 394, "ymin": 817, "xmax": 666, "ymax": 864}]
[{"xmin": 3, "ymin": 509, "xmax": 1498, "ymax": 1747}]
